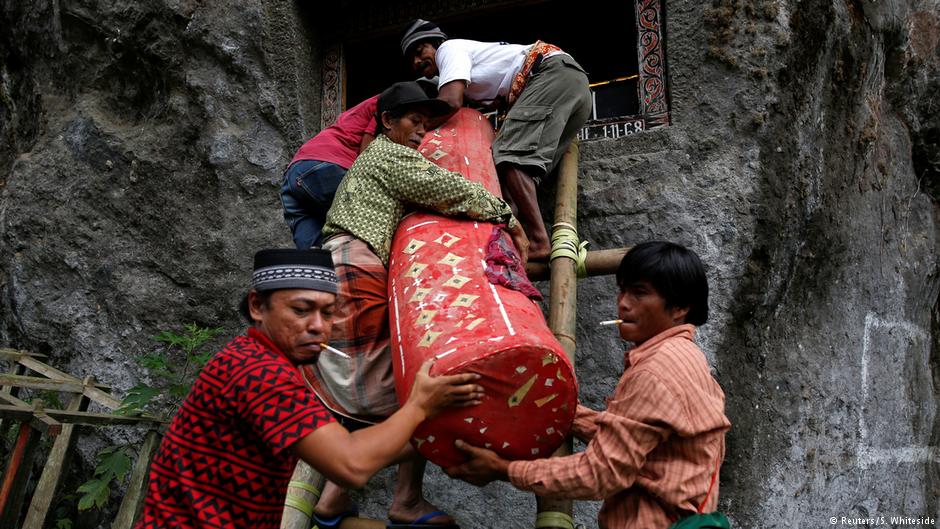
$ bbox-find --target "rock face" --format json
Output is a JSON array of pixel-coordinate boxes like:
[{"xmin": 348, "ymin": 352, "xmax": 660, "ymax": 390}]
[{"xmin": 1, "ymin": 0, "xmax": 938, "ymax": 528}]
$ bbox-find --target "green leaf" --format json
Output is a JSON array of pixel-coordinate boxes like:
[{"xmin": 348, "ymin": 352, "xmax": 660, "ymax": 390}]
[
  {"xmin": 95, "ymin": 447, "xmax": 132, "ymax": 482},
  {"xmin": 55, "ymin": 518, "xmax": 73, "ymax": 529},
  {"xmin": 153, "ymin": 330, "xmax": 187, "ymax": 349},
  {"xmin": 192, "ymin": 349, "xmax": 214, "ymax": 367},
  {"xmin": 116, "ymin": 385, "xmax": 159, "ymax": 416},
  {"xmin": 169, "ymin": 383, "xmax": 190, "ymax": 399},
  {"xmin": 96, "ymin": 445, "xmax": 118, "ymax": 456},
  {"xmin": 138, "ymin": 352, "xmax": 169, "ymax": 371},
  {"xmin": 77, "ymin": 479, "xmax": 110, "ymax": 510}
]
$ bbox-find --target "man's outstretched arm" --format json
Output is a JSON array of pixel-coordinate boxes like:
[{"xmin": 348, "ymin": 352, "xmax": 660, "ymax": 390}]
[
  {"xmin": 292, "ymin": 359, "xmax": 483, "ymax": 488},
  {"xmin": 425, "ymin": 80, "xmax": 463, "ymax": 129},
  {"xmin": 446, "ymin": 370, "xmax": 677, "ymax": 500}
]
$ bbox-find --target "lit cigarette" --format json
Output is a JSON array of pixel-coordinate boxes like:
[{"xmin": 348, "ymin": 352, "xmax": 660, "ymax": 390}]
[
  {"xmin": 320, "ymin": 343, "xmax": 351, "ymax": 359},
  {"xmin": 598, "ymin": 319, "xmax": 622, "ymax": 326}
]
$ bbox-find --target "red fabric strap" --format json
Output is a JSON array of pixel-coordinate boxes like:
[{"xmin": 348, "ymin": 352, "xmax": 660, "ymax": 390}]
[
  {"xmin": 696, "ymin": 455, "xmax": 721, "ymax": 514},
  {"xmin": 506, "ymin": 41, "xmax": 563, "ymax": 107}
]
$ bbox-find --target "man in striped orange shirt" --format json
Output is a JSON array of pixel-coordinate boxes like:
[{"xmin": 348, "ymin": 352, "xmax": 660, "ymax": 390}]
[{"xmin": 446, "ymin": 241, "xmax": 731, "ymax": 529}]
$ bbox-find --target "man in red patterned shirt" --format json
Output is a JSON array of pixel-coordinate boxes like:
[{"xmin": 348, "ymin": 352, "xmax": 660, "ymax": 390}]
[
  {"xmin": 135, "ymin": 249, "xmax": 483, "ymax": 529},
  {"xmin": 446, "ymin": 242, "xmax": 731, "ymax": 529}
]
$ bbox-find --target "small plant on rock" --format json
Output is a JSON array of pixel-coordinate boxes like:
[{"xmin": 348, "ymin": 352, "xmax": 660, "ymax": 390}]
[
  {"xmin": 117, "ymin": 323, "xmax": 223, "ymax": 417},
  {"xmin": 75, "ymin": 323, "xmax": 223, "ymax": 514}
]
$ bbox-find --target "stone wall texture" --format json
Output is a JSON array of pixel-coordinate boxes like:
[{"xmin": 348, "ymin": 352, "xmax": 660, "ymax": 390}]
[{"xmin": 1, "ymin": 0, "xmax": 938, "ymax": 527}]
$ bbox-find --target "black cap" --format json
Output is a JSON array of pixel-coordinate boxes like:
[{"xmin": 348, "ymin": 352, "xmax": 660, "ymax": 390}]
[
  {"xmin": 377, "ymin": 81, "xmax": 452, "ymax": 119},
  {"xmin": 250, "ymin": 248, "xmax": 337, "ymax": 294}
]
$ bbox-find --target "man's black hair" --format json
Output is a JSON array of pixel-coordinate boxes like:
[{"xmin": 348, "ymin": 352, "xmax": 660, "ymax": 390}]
[
  {"xmin": 616, "ymin": 241, "xmax": 709, "ymax": 325},
  {"xmin": 375, "ymin": 103, "xmax": 445, "ymax": 136},
  {"xmin": 375, "ymin": 106, "xmax": 410, "ymax": 135},
  {"xmin": 238, "ymin": 289, "xmax": 274, "ymax": 323}
]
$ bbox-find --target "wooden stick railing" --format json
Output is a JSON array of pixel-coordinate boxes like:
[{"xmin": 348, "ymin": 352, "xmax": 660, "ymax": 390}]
[{"xmin": 0, "ymin": 349, "xmax": 165, "ymax": 528}]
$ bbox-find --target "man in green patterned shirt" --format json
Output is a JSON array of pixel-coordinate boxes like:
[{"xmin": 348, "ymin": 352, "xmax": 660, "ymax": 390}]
[
  {"xmin": 322, "ymin": 112, "xmax": 523, "ymax": 265},
  {"xmin": 306, "ymin": 81, "xmax": 527, "ymax": 528}
]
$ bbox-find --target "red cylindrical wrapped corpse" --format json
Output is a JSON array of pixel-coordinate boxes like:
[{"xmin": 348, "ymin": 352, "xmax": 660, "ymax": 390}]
[{"xmin": 387, "ymin": 109, "xmax": 578, "ymax": 468}]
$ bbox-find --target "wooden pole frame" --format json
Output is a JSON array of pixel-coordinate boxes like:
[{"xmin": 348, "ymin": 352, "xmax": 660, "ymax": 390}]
[
  {"xmin": 21, "ymin": 378, "xmax": 92, "ymax": 529},
  {"xmin": 0, "ymin": 350, "xmax": 165, "ymax": 527},
  {"xmin": 534, "ymin": 140, "xmax": 581, "ymax": 529},
  {"xmin": 0, "ymin": 422, "xmax": 42, "ymax": 527},
  {"xmin": 525, "ymin": 247, "xmax": 629, "ymax": 282},
  {"xmin": 112, "ymin": 429, "xmax": 162, "ymax": 529}
]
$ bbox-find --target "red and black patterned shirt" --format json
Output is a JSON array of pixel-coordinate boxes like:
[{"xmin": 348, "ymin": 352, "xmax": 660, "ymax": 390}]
[{"xmin": 135, "ymin": 327, "xmax": 335, "ymax": 529}]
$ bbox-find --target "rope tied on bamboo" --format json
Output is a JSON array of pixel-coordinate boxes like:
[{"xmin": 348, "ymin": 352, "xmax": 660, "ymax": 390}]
[
  {"xmin": 283, "ymin": 480, "xmax": 321, "ymax": 517},
  {"xmin": 535, "ymin": 511, "xmax": 575, "ymax": 529},
  {"xmin": 549, "ymin": 222, "xmax": 589, "ymax": 278}
]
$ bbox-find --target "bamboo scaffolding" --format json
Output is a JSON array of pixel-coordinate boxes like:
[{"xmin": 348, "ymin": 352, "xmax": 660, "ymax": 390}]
[
  {"xmin": 112, "ymin": 429, "xmax": 163, "ymax": 529},
  {"xmin": 280, "ymin": 461, "xmax": 385, "ymax": 528},
  {"xmin": 21, "ymin": 378, "xmax": 92, "ymax": 529},
  {"xmin": 0, "ymin": 411, "xmax": 42, "ymax": 527},
  {"xmin": 280, "ymin": 461, "xmax": 326, "ymax": 529},
  {"xmin": 535, "ymin": 140, "xmax": 580, "ymax": 529},
  {"xmin": 0, "ymin": 353, "xmax": 164, "ymax": 526},
  {"xmin": 525, "ymin": 247, "xmax": 629, "ymax": 281}
]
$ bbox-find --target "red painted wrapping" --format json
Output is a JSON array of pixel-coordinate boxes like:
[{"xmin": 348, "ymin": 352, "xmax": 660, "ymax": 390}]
[{"xmin": 388, "ymin": 109, "xmax": 577, "ymax": 468}]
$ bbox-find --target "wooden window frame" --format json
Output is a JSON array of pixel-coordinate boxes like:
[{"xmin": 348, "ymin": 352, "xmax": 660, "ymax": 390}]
[{"xmin": 319, "ymin": 0, "xmax": 669, "ymax": 140}]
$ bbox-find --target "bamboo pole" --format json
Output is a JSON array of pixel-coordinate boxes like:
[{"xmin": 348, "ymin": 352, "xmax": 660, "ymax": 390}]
[
  {"xmin": 280, "ymin": 462, "xmax": 385, "ymax": 529},
  {"xmin": 22, "ymin": 378, "xmax": 92, "ymax": 529},
  {"xmin": 535, "ymin": 140, "xmax": 580, "ymax": 529},
  {"xmin": 15, "ymin": 356, "xmax": 121, "ymax": 409},
  {"xmin": 112, "ymin": 429, "xmax": 162, "ymax": 529},
  {"xmin": 281, "ymin": 461, "xmax": 325, "ymax": 529},
  {"xmin": 0, "ymin": 419, "xmax": 42, "ymax": 527},
  {"xmin": 0, "ymin": 373, "xmax": 98, "ymax": 393},
  {"xmin": 0, "ymin": 405, "xmax": 164, "ymax": 426},
  {"xmin": 0, "ymin": 362, "xmax": 25, "ymax": 438},
  {"xmin": 525, "ymin": 247, "xmax": 629, "ymax": 281}
]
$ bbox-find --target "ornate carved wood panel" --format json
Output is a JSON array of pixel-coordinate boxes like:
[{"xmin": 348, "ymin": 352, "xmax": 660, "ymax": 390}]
[
  {"xmin": 636, "ymin": 0, "xmax": 669, "ymax": 127},
  {"xmin": 320, "ymin": 44, "xmax": 344, "ymax": 129}
]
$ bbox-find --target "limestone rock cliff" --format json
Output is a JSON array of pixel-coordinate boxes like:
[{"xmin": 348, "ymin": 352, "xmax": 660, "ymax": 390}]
[{"xmin": 1, "ymin": 0, "xmax": 937, "ymax": 527}]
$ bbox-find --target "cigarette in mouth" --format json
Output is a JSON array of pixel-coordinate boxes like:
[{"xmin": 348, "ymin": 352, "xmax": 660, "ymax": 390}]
[
  {"xmin": 598, "ymin": 319, "xmax": 623, "ymax": 326},
  {"xmin": 320, "ymin": 343, "xmax": 352, "ymax": 359}
]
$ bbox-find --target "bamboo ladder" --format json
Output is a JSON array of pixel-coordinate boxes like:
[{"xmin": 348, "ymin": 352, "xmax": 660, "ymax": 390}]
[
  {"xmin": 0, "ymin": 348, "xmax": 164, "ymax": 529},
  {"xmin": 281, "ymin": 143, "xmax": 628, "ymax": 529}
]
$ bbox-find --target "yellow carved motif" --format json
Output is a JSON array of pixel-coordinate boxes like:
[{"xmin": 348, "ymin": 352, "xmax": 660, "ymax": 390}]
[
  {"xmin": 438, "ymin": 252, "xmax": 464, "ymax": 266},
  {"xmin": 451, "ymin": 294, "xmax": 478, "ymax": 307},
  {"xmin": 405, "ymin": 263, "xmax": 428, "ymax": 278},
  {"xmin": 443, "ymin": 274, "xmax": 471, "ymax": 289},
  {"xmin": 535, "ymin": 394, "xmax": 558, "ymax": 408},
  {"xmin": 403, "ymin": 239, "xmax": 426, "ymax": 254},
  {"xmin": 409, "ymin": 288, "xmax": 432, "ymax": 303},
  {"xmin": 434, "ymin": 233, "xmax": 460, "ymax": 247},
  {"xmin": 418, "ymin": 330, "xmax": 442, "ymax": 347},
  {"xmin": 415, "ymin": 310, "xmax": 437, "ymax": 326},
  {"xmin": 508, "ymin": 374, "xmax": 538, "ymax": 408}
]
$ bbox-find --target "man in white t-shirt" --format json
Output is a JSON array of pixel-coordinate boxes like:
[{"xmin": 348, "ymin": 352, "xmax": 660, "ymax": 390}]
[{"xmin": 401, "ymin": 19, "xmax": 592, "ymax": 261}]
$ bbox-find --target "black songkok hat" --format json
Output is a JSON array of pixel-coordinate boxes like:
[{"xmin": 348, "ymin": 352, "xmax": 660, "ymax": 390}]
[{"xmin": 250, "ymin": 249, "xmax": 337, "ymax": 295}]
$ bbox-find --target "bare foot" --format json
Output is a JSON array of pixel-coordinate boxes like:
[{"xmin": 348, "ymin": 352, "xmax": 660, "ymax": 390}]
[
  {"xmin": 388, "ymin": 498, "xmax": 455, "ymax": 525},
  {"xmin": 313, "ymin": 480, "xmax": 356, "ymax": 518}
]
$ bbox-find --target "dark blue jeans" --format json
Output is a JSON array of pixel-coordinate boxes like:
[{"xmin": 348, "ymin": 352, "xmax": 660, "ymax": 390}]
[{"xmin": 280, "ymin": 160, "xmax": 348, "ymax": 249}]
